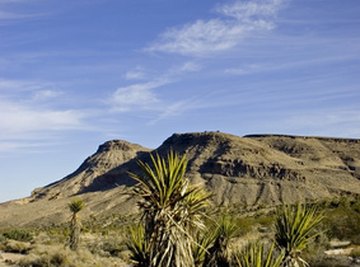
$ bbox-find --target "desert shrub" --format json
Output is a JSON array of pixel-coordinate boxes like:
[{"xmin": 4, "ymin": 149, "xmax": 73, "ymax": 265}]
[
  {"xmin": 2, "ymin": 228, "xmax": 33, "ymax": 242},
  {"xmin": 322, "ymin": 203, "xmax": 360, "ymax": 244},
  {"xmin": 233, "ymin": 217, "xmax": 254, "ymax": 236},
  {"xmin": 1, "ymin": 239, "xmax": 32, "ymax": 254},
  {"xmin": 17, "ymin": 245, "xmax": 124, "ymax": 267},
  {"xmin": 353, "ymin": 200, "xmax": 360, "ymax": 213},
  {"xmin": 350, "ymin": 247, "xmax": 360, "ymax": 258},
  {"xmin": 101, "ymin": 239, "xmax": 126, "ymax": 257},
  {"xmin": 84, "ymin": 230, "xmax": 127, "ymax": 259},
  {"xmin": 302, "ymin": 232, "xmax": 329, "ymax": 266}
]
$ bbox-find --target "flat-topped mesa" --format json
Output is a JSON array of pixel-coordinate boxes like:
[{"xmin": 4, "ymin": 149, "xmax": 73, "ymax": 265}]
[
  {"xmin": 159, "ymin": 131, "xmax": 238, "ymax": 154},
  {"xmin": 244, "ymin": 134, "xmax": 360, "ymax": 143},
  {"xmin": 155, "ymin": 131, "xmax": 360, "ymax": 206}
]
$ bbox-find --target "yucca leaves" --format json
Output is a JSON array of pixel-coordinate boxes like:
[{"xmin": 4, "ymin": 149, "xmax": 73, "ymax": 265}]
[
  {"xmin": 192, "ymin": 229, "xmax": 218, "ymax": 266},
  {"xmin": 128, "ymin": 151, "xmax": 211, "ymax": 267},
  {"xmin": 236, "ymin": 242, "xmax": 284, "ymax": 267},
  {"xmin": 126, "ymin": 225, "xmax": 149, "ymax": 267},
  {"xmin": 275, "ymin": 204, "xmax": 323, "ymax": 267},
  {"xmin": 68, "ymin": 198, "xmax": 84, "ymax": 214}
]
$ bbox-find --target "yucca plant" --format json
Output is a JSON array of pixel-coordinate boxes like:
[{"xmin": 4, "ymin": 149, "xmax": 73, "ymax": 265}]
[
  {"xmin": 126, "ymin": 224, "xmax": 150, "ymax": 267},
  {"xmin": 235, "ymin": 242, "xmax": 284, "ymax": 267},
  {"xmin": 274, "ymin": 204, "xmax": 323, "ymax": 267},
  {"xmin": 128, "ymin": 151, "xmax": 211, "ymax": 267},
  {"xmin": 204, "ymin": 215, "xmax": 238, "ymax": 267},
  {"xmin": 67, "ymin": 198, "xmax": 84, "ymax": 250},
  {"xmin": 192, "ymin": 228, "xmax": 218, "ymax": 267}
]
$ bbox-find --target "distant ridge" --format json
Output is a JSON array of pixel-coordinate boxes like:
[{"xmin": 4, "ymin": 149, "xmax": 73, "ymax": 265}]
[
  {"xmin": 1, "ymin": 131, "xmax": 360, "ymax": 226},
  {"xmin": 244, "ymin": 134, "xmax": 360, "ymax": 142}
]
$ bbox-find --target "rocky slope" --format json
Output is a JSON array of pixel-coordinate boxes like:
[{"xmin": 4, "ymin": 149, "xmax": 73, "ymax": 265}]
[
  {"xmin": 30, "ymin": 140, "xmax": 150, "ymax": 201},
  {"xmin": 1, "ymin": 132, "xmax": 360, "ymax": 226}
]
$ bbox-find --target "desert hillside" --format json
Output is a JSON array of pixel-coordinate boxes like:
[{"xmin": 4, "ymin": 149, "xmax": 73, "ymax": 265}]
[{"xmin": 1, "ymin": 131, "xmax": 360, "ymax": 227}]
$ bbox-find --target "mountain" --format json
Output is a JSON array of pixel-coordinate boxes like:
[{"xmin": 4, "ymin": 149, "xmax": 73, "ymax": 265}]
[
  {"xmin": 30, "ymin": 140, "xmax": 150, "ymax": 200},
  {"xmin": 1, "ymin": 131, "xmax": 360, "ymax": 227}
]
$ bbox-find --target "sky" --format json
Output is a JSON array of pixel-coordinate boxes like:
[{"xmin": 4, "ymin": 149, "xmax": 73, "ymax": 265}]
[{"xmin": 0, "ymin": 0, "xmax": 359, "ymax": 202}]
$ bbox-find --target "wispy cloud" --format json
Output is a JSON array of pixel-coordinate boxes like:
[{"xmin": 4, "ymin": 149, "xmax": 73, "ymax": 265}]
[
  {"xmin": 279, "ymin": 109, "xmax": 360, "ymax": 138},
  {"xmin": 0, "ymin": 78, "xmax": 90, "ymax": 153},
  {"xmin": 124, "ymin": 67, "xmax": 146, "ymax": 80},
  {"xmin": 225, "ymin": 55, "xmax": 359, "ymax": 76},
  {"xmin": 0, "ymin": 78, "xmax": 42, "ymax": 92},
  {"xmin": 111, "ymin": 61, "xmax": 202, "ymax": 113},
  {"xmin": 178, "ymin": 62, "xmax": 202, "ymax": 72},
  {"xmin": 111, "ymin": 79, "xmax": 169, "ymax": 112},
  {"xmin": 32, "ymin": 89, "xmax": 63, "ymax": 101},
  {"xmin": 0, "ymin": 4, "xmax": 46, "ymax": 25},
  {"xmin": 147, "ymin": 0, "xmax": 285, "ymax": 56},
  {"xmin": 148, "ymin": 98, "xmax": 203, "ymax": 125},
  {"xmin": 216, "ymin": 0, "xmax": 284, "ymax": 19},
  {"xmin": 0, "ymin": 99, "xmax": 85, "ymax": 135}
]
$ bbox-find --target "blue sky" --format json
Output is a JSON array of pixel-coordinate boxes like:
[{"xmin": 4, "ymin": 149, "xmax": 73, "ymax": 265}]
[{"xmin": 0, "ymin": 0, "xmax": 359, "ymax": 202}]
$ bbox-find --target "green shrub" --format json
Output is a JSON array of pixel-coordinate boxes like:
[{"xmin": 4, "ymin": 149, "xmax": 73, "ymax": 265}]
[{"xmin": 2, "ymin": 229, "xmax": 33, "ymax": 242}]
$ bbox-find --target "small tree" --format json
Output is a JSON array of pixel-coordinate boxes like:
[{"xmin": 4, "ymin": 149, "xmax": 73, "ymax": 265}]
[
  {"xmin": 128, "ymin": 151, "xmax": 211, "ymax": 267},
  {"xmin": 274, "ymin": 204, "xmax": 323, "ymax": 267},
  {"xmin": 68, "ymin": 198, "xmax": 84, "ymax": 250}
]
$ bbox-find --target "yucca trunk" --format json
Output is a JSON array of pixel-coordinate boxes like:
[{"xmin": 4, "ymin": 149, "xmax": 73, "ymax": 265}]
[{"xmin": 69, "ymin": 212, "xmax": 81, "ymax": 250}]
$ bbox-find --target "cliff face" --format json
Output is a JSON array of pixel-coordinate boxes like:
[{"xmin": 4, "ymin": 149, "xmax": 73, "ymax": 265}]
[{"xmin": 1, "ymin": 132, "xmax": 360, "ymax": 226}]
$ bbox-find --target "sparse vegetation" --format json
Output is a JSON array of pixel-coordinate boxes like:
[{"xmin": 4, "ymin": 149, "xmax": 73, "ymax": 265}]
[
  {"xmin": 3, "ymin": 149, "xmax": 360, "ymax": 267},
  {"xmin": 1, "ymin": 239, "xmax": 32, "ymax": 254},
  {"xmin": 17, "ymin": 245, "xmax": 125, "ymax": 267}
]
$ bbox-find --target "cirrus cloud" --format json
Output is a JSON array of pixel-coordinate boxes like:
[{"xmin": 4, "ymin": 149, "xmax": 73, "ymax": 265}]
[{"xmin": 147, "ymin": 0, "xmax": 285, "ymax": 56}]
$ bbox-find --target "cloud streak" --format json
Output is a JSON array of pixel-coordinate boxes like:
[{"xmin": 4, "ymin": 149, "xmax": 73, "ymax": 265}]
[
  {"xmin": 0, "ymin": 99, "xmax": 85, "ymax": 135},
  {"xmin": 111, "ymin": 61, "xmax": 202, "ymax": 113},
  {"xmin": 0, "ymin": 78, "xmax": 90, "ymax": 153},
  {"xmin": 147, "ymin": 0, "xmax": 285, "ymax": 56},
  {"xmin": 111, "ymin": 79, "xmax": 168, "ymax": 112}
]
